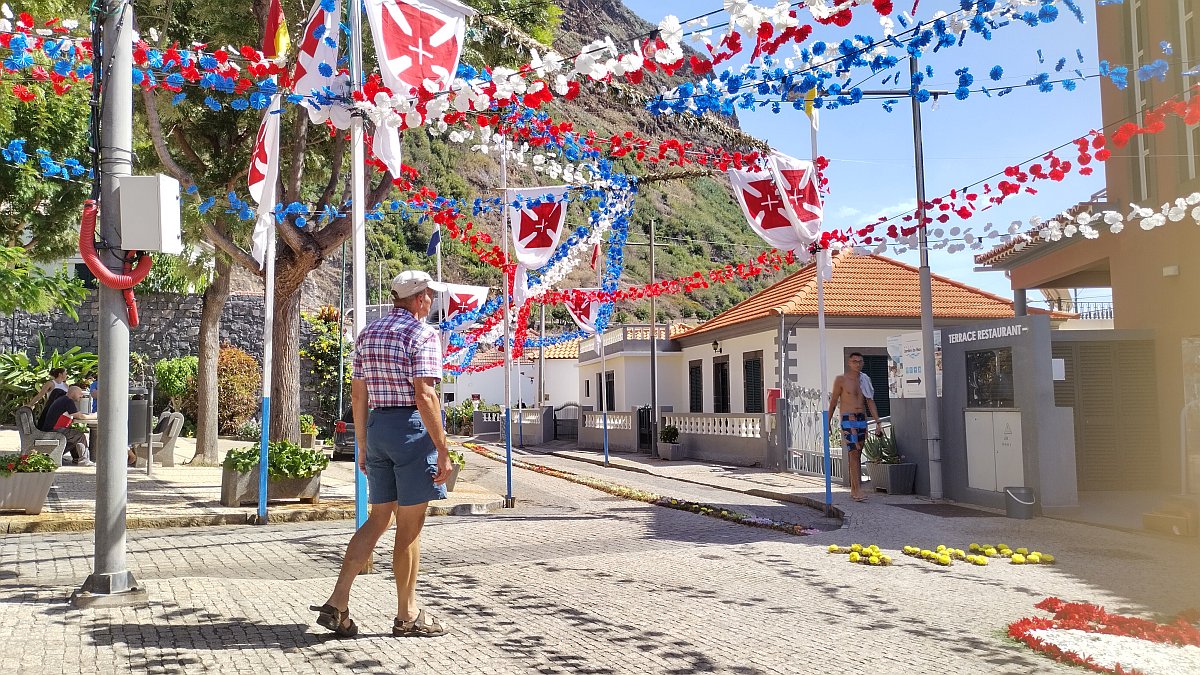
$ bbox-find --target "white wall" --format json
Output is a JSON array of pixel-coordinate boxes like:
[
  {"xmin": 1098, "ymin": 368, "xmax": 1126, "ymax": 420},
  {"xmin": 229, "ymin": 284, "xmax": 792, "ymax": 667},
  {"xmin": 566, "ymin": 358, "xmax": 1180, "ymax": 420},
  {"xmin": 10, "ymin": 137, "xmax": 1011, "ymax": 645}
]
[
  {"xmin": 786, "ymin": 326, "xmax": 898, "ymax": 390},
  {"xmin": 577, "ymin": 351, "xmax": 684, "ymax": 412},
  {"xmin": 676, "ymin": 330, "xmax": 779, "ymax": 414}
]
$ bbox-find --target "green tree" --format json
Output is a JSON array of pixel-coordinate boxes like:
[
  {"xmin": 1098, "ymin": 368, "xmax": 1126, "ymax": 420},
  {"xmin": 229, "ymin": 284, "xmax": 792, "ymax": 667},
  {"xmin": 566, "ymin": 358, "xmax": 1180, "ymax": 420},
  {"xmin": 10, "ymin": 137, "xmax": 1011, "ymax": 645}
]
[{"xmin": 0, "ymin": 246, "xmax": 86, "ymax": 317}]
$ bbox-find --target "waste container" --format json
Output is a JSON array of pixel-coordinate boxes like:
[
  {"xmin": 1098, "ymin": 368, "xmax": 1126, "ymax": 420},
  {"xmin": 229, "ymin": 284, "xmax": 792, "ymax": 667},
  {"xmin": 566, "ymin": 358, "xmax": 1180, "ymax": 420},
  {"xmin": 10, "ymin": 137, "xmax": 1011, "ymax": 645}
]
[
  {"xmin": 128, "ymin": 387, "xmax": 149, "ymax": 445},
  {"xmin": 1004, "ymin": 486, "xmax": 1037, "ymax": 519}
]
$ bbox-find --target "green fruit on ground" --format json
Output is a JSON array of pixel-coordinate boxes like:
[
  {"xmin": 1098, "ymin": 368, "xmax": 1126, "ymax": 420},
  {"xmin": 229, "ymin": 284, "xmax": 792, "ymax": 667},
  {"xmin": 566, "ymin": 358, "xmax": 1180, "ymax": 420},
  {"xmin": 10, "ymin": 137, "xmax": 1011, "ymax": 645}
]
[
  {"xmin": 1016, "ymin": 547, "xmax": 1029, "ymax": 555},
  {"xmin": 1042, "ymin": 554, "xmax": 1056, "ymax": 563},
  {"xmin": 1011, "ymin": 554, "xmax": 1027, "ymax": 564},
  {"xmin": 969, "ymin": 543, "xmax": 980, "ymax": 551}
]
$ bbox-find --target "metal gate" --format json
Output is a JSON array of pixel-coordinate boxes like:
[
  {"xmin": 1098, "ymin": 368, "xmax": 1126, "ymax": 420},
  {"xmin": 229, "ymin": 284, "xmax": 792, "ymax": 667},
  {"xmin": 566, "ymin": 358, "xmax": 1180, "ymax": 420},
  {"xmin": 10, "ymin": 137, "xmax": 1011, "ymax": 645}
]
[
  {"xmin": 636, "ymin": 406, "xmax": 652, "ymax": 451},
  {"xmin": 783, "ymin": 384, "xmax": 845, "ymax": 481},
  {"xmin": 553, "ymin": 402, "xmax": 580, "ymax": 441}
]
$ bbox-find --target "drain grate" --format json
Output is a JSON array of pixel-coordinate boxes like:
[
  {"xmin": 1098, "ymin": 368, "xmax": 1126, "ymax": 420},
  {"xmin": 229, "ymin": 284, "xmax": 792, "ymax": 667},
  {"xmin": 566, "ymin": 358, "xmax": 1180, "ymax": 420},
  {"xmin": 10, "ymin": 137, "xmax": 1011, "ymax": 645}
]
[{"xmin": 889, "ymin": 503, "xmax": 1000, "ymax": 518}]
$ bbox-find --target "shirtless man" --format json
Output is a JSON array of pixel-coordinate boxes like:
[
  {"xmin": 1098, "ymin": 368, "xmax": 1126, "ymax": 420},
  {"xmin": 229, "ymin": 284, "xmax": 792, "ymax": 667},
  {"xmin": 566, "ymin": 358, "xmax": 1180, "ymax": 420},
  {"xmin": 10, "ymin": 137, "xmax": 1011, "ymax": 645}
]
[{"xmin": 827, "ymin": 352, "xmax": 882, "ymax": 502}]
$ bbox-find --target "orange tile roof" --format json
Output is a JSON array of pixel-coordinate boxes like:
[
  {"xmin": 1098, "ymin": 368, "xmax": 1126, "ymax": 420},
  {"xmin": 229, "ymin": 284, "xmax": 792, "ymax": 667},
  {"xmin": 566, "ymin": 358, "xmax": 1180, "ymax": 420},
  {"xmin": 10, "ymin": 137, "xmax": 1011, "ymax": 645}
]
[
  {"xmin": 526, "ymin": 339, "xmax": 581, "ymax": 360},
  {"xmin": 675, "ymin": 250, "xmax": 1071, "ymax": 340}
]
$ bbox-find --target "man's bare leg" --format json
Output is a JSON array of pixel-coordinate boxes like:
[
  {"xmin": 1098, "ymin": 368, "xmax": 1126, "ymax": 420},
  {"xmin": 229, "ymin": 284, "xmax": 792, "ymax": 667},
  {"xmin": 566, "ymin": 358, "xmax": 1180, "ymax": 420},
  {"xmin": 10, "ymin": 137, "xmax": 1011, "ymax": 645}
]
[
  {"xmin": 393, "ymin": 502, "xmax": 428, "ymax": 622},
  {"xmin": 325, "ymin": 501, "xmax": 394, "ymax": 611},
  {"xmin": 849, "ymin": 446, "xmax": 865, "ymax": 501}
]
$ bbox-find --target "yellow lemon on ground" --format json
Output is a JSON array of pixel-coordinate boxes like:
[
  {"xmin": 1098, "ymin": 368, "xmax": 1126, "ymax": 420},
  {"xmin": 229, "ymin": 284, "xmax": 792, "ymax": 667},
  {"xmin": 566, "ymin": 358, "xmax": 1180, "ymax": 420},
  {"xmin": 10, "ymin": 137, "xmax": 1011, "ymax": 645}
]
[
  {"xmin": 1011, "ymin": 553, "xmax": 1026, "ymax": 564},
  {"xmin": 828, "ymin": 544, "xmax": 840, "ymax": 553},
  {"xmin": 976, "ymin": 557, "xmax": 988, "ymax": 566},
  {"xmin": 1016, "ymin": 547, "xmax": 1029, "ymax": 555},
  {"xmin": 984, "ymin": 547, "xmax": 998, "ymax": 557},
  {"xmin": 881, "ymin": 555, "xmax": 892, "ymax": 564},
  {"xmin": 938, "ymin": 554, "xmax": 951, "ymax": 565},
  {"xmin": 936, "ymin": 544, "xmax": 947, "ymax": 552},
  {"xmin": 869, "ymin": 556, "xmax": 881, "ymax": 565},
  {"xmin": 1028, "ymin": 554, "xmax": 1042, "ymax": 564},
  {"xmin": 921, "ymin": 549, "xmax": 932, "ymax": 558},
  {"xmin": 851, "ymin": 544, "xmax": 863, "ymax": 553},
  {"xmin": 998, "ymin": 543, "xmax": 1010, "ymax": 550},
  {"xmin": 1042, "ymin": 554, "xmax": 1055, "ymax": 563},
  {"xmin": 1031, "ymin": 551, "xmax": 1042, "ymax": 558},
  {"xmin": 849, "ymin": 552, "xmax": 861, "ymax": 563},
  {"xmin": 969, "ymin": 543, "xmax": 981, "ymax": 551}
]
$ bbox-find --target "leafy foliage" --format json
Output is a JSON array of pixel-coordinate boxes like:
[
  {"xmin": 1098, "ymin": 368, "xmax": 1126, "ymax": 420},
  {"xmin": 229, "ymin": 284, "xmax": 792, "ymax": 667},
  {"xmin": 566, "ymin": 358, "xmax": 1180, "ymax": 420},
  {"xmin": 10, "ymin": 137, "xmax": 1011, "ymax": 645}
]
[
  {"xmin": 154, "ymin": 356, "xmax": 198, "ymax": 409},
  {"xmin": 223, "ymin": 440, "xmax": 329, "ymax": 479},
  {"xmin": 298, "ymin": 414, "xmax": 317, "ymax": 435},
  {"xmin": 0, "ymin": 343, "xmax": 98, "ymax": 422},
  {"xmin": 299, "ymin": 309, "xmax": 351, "ymax": 427},
  {"xmin": 659, "ymin": 424, "xmax": 680, "ymax": 444},
  {"xmin": 444, "ymin": 399, "xmax": 476, "ymax": 435},
  {"xmin": 0, "ymin": 452, "xmax": 58, "ymax": 476},
  {"xmin": 448, "ymin": 447, "xmax": 465, "ymax": 468},
  {"xmin": 181, "ymin": 346, "xmax": 260, "ymax": 435},
  {"xmin": 863, "ymin": 427, "xmax": 900, "ymax": 464},
  {"xmin": 0, "ymin": 247, "xmax": 87, "ymax": 319}
]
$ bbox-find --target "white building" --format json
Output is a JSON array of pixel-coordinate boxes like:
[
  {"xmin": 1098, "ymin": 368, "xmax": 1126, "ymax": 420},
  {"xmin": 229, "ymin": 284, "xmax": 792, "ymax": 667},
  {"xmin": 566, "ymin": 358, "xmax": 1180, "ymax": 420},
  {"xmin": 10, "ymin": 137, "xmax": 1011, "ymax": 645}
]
[{"xmin": 450, "ymin": 340, "xmax": 581, "ymax": 409}]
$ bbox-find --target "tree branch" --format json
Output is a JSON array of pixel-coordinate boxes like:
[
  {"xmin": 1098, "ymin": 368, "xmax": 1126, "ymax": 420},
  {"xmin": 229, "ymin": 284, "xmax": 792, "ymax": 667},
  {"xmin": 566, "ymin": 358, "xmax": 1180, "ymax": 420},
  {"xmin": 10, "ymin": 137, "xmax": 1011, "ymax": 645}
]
[
  {"xmin": 171, "ymin": 125, "xmax": 205, "ymax": 167},
  {"xmin": 317, "ymin": 133, "xmax": 348, "ymax": 210},
  {"xmin": 285, "ymin": 113, "xmax": 308, "ymax": 202},
  {"xmin": 203, "ymin": 219, "xmax": 260, "ymax": 274},
  {"xmin": 141, "ymin": 89, "xmax": 197, "ymax": 188},
  {"xmin": 314, "ymin": 173, "xmax": 395, "ymax": 256}
]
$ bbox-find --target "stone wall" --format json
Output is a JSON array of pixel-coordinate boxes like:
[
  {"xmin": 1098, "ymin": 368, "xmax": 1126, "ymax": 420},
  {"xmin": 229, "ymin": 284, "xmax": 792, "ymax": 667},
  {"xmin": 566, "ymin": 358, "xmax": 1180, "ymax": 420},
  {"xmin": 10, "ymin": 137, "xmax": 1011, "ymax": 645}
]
[{"xmin": 0, "ymin": 291, "xmax": 333, "ymax": 418}]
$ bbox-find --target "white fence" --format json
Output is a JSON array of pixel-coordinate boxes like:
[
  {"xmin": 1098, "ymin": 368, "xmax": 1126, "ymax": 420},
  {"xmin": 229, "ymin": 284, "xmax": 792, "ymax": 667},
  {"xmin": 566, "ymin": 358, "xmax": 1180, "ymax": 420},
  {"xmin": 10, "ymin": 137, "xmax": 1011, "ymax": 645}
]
[
  {"xmin": 661, "ymin": 412, "xmax": 774, "ymax": 466},
  {"xmin": 579, "ymin": 410, "xmax": 637, "ymax": 451}
]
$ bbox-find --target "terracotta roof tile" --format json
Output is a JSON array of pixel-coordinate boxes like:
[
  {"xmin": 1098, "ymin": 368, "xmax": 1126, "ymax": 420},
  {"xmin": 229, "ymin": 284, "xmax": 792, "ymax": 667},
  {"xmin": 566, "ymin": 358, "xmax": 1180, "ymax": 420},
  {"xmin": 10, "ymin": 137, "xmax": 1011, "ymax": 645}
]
[{"xmin": 676, "ymin": 250, "xmax": 1071, "ymax": 340}]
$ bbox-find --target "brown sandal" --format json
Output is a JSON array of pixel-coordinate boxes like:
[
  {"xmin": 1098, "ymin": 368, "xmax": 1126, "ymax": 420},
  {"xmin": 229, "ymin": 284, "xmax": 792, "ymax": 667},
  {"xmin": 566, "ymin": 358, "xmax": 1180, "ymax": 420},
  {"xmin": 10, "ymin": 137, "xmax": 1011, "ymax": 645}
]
[
  {"xmin": 310, "ymin": 603, "xmax": 358, "ymax": 637},
  {"xmin": 393, "ymin": 609, "xmax": 445, "ymax": 637}
]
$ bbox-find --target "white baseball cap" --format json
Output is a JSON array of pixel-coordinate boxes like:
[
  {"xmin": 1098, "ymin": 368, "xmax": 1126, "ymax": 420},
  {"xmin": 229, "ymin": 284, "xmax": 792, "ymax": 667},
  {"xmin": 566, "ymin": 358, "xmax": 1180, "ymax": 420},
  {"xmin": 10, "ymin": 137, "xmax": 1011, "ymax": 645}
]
[{"xmin": 391, "ymin": 270, "xmax": 447, "ymax": 299}]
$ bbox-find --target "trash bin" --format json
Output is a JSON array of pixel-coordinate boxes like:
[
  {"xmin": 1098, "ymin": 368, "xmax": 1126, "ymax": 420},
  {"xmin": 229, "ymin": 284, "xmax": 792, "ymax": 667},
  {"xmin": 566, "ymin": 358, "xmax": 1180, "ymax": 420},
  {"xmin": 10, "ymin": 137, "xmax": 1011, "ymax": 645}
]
[
  {"xmin": 128, "ymin": 387, "xmax": 149, "ymax": 445},
  {"xmin": 1004, "ymin": 486, "xmax": 1037, "ymax": 519}
]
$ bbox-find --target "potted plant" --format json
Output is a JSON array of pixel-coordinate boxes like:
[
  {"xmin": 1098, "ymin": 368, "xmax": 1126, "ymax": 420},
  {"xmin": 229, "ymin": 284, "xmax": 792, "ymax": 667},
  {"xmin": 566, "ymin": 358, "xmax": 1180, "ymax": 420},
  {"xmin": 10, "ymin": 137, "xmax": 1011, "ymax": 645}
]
[
  {"xmin": 220, "ymin": 440, "xmax": 330, "ymax": 506},
  {"xmin": 299, "ymin": 414, "xmax": 318, "ymax": 449},
  {"xmin": 446, "ymin": 448, "xmax": 466, "ymax": 492},
  {"xmin": 0, "ymin": 452, "xmax": 58, "ymax": 515},
  {"xmin": 658, "ymin": 424, "xmax": 683, "ymax": 461},
  {"xmin": 862, "ymin": 427, "xmax": 917, "ymax": 495}
]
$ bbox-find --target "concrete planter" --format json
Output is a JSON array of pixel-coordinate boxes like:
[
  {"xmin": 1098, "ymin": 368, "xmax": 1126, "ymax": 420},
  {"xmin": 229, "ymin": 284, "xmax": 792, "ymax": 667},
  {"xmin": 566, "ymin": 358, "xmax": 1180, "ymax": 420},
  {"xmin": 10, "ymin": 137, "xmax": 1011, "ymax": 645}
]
[
  {"xmin": 865, "ymin": 462, "xmax": 917, "ymax": 495},
  {"xmin": 0, "ymin": 471, "xmax": 57, "ymax": 515},
  {"xmin": 446, "ymin": 464, "xmax": 462, "ymax": 492},
  {"xmin": 219, "ymin": 466, "xmax": 322, "ymax": 507},
  {"xmin": 657, "ymin": 442, "xmax": 684, "ymax": 461},
  {"xmin": 300, "ymin": 432, "xmax": 316, "ymax": 449}
]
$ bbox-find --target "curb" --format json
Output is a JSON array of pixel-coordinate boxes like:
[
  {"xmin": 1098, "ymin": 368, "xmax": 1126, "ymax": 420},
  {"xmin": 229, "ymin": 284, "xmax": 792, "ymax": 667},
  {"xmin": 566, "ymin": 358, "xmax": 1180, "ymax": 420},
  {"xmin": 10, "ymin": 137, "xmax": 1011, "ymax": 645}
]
[
  {"xmin": 546, "ymin": 450, "xmax": 845, "ymax": 523},
  {"xmin": 1, "ymin": 497, "xmax": 505, "ymax": 534}
]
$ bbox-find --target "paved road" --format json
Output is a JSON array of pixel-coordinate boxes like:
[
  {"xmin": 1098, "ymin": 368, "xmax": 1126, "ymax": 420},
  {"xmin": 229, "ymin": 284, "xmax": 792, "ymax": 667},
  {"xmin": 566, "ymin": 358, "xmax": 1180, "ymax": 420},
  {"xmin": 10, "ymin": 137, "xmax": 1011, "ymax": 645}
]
[{"xmin": 1, "ymin": 453, "xmax": 1193, "ymax": 674}]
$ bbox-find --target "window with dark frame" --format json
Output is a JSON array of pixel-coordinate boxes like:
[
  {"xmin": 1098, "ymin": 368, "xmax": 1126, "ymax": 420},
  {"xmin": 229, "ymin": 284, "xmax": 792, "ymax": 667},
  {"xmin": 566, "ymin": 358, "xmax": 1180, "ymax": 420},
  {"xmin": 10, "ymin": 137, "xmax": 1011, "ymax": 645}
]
[
  {"xmin": 688, "ymin": 360, "xmax": 703, "ymax": 413},
  {"xmin": 743, "ymin": 352, "xmax": 763, "ymax": 413},
  {"xmin": 605, "ymin": 371, "xmax": 615, "ymax": 412},
  {"xmin": 713, "ymin": 358, "xmax": 730, "ymax": 414}
]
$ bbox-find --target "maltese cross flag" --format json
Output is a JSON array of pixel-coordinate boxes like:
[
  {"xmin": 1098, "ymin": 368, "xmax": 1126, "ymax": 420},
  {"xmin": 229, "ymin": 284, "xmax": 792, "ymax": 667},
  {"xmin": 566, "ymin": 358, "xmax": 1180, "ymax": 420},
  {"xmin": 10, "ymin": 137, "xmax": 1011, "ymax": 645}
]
[
  {"xmin": 564, "ymin": 289, "xmax": 601, "ymax": 334},
  {"xmin": 443, "ymin": 283, "xmax": 489, "ymax": 326},
  {"xmin": 768, "ymin": 151, "xmax": 823, "ymax": 244},
  {"xmin": 365, "ymin": 0, "xmax": 474, "ymax": 97},
  {"xmin": 507, "ymin": 186, "xmax": 569, "ymax": 268},
  {"xmin": 247, "ymin": 95, "xmax": 282, "ymax": 267},
  {"xmin": 293, "ymin": 0, "xmax": 351, "ymax": 129},
  {"xmin": 728, "ymin": 161, "xmax": 821, "ymax": 253}
]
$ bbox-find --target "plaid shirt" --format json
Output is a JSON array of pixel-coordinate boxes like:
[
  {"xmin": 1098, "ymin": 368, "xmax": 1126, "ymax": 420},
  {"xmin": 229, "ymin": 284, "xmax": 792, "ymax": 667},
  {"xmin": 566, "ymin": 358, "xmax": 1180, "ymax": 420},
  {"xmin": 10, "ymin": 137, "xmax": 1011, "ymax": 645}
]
[{"xmin": 352, "ymin": 307, "xmax": 442, "ymax": 408}]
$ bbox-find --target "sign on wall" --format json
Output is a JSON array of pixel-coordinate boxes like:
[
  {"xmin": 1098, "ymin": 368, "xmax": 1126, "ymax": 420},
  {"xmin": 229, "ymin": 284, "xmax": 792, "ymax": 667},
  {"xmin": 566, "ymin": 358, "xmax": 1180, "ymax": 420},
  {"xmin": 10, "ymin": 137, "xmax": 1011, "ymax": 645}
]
[{"xmin": 887, "ymin": 330, "xmax": 942, "ymax": 399}]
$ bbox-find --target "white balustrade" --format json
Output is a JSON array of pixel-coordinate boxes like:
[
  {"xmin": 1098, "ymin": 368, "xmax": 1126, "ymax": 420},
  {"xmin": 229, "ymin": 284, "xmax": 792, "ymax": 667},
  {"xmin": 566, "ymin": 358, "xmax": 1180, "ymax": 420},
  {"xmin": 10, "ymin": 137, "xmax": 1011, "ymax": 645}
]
[
  {"xmin": 482, "ymin": 412, "xmax": 503, "ymax": 423},
  {"xmin": 662, "ymin": 413, "xmax": 765, "ymax": 439},
  {"xmin": 584, "ymin": 411, "xmax": 632, "ymax": 430}
]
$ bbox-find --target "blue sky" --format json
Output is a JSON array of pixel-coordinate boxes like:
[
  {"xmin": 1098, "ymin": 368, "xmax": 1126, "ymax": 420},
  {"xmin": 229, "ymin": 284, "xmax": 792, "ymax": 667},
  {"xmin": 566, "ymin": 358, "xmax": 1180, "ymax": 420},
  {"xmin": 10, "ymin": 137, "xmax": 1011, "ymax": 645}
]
[{"xmin": 620, "ymin": 0, "xmax": 1114, "ymax": 306}]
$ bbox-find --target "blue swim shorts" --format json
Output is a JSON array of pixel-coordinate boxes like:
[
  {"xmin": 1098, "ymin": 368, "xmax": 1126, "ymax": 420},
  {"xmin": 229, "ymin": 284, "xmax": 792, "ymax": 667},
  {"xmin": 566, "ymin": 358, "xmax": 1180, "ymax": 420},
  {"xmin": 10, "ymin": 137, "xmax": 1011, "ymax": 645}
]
[{"xmin": 365, "ymin": 407, "xmax": 447, "ymax": 507}]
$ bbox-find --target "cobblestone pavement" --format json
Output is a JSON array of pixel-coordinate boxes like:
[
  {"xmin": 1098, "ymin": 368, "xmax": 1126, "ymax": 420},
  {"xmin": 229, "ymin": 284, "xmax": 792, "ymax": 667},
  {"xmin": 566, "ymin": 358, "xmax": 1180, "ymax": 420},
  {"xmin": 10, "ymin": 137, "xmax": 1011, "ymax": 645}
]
[{"xmin": 2, "ymin": 451, "xmax": 1197, "ymax": 674}]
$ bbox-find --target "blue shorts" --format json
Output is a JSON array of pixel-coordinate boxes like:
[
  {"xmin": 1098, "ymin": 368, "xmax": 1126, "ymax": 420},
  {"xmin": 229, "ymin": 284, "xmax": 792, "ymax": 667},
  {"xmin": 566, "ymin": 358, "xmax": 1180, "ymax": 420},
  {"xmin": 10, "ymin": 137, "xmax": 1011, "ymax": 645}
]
[{"xmin": 365, "ymin": 407, "xmax": 447, "ymax": 507}]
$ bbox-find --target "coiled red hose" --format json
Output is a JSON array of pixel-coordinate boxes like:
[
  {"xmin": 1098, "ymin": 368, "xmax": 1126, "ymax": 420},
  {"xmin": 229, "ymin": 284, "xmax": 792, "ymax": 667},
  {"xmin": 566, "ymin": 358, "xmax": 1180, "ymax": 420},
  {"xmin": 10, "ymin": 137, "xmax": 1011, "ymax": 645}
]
[{"xmin": 78, "ymin": 199, "xmax": 153, "ymax": 327}]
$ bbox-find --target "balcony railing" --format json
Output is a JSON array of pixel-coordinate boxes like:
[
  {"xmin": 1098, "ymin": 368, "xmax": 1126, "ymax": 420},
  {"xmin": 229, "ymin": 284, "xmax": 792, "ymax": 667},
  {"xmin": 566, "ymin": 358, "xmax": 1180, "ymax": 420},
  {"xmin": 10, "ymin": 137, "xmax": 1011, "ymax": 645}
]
[{"xmin": 579, "ymin": 324, "xmax": 680, "ymax": 359}]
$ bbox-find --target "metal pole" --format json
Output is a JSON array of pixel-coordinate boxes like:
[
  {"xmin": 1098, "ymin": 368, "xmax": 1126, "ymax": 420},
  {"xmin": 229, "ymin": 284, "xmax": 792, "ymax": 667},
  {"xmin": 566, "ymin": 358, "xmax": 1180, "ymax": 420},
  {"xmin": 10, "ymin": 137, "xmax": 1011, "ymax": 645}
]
[
  {"xmin": 350, "ymin": 0, "xmax": 368, "ymax": 526},
  {"xmin": 649, "ymin": 219, "xmax": 659, "ymax": 457},
  {"xmin": 601, "ymin": 333, "xmax": 609, "ymax": 466},
  {"xmin": 74, "ymin": 0, "xmax": 144, "ymax": 606},
  {"xmin": 811, "ymin": 116, "xmax": 833, "ymax": 511},
  {"xmin": 500, "ymin": 139, "xmax": 514, "ymax": 507},
  {"xmin": 538, "ymin": 303, "xmax": 545, "ymax": 407},
  {"xmin": 337, "ymin": 241, "xmax": 346, "ymax": 419},
  {"xmin": 911, "ymin": 57, "xmax": 943, "ymax": 500},
  {"xmin": 256, "ymin": 210, "xmax": 276, "ymax": 524},
  {"xmin": 145, "ymin": 379, "xmax": 154, "ymax": 477}
]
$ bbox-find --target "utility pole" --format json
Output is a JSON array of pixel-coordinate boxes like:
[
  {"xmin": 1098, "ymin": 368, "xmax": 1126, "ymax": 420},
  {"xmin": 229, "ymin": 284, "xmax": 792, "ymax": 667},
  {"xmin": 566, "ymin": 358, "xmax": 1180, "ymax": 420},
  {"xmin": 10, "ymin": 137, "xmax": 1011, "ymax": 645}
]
[
  {"xmin": 349, "ymin": 0, "xmax": 369, "ymax": 526},
  {"xmin": 861, "ymin": 57, "xmax": 947, "ymax": 500},
  {"xmin": 648, "ymin": 220, "xmax": 659, "ymax": 456},
  {"xmin": 73, "ymin": 0, "xmax": 146, "ymax": 607}
]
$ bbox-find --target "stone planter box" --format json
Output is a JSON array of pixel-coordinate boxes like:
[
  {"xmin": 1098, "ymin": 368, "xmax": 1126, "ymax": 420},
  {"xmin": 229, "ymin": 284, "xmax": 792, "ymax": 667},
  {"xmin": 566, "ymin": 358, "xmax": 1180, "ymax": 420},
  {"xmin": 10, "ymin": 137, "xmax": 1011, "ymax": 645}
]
[
  {"xmin": 220, "ymin": 466, "xmax": 321, "ymax": 507},
  {"xmin": 657, "ymin": 442, "xmax": 684, "ymax": 461},
  {"xmin": 865, "ymin": 462, "xmax": 917, "ymax": 495},
  {"xmin": 0, "ymin": 472, "xmax": 57, "ymax": 515},
  {"xmin": 300, "ymin": 432, "xmax": 316, "ymax": 449}
]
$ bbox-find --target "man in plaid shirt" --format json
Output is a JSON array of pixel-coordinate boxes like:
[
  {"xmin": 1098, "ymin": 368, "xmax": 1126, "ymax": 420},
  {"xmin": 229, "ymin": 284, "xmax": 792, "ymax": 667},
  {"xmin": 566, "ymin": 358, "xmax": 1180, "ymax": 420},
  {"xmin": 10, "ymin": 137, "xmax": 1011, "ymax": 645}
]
[{"xmin": 314, "ymin": 270, "xmax": 453, "ymax": 638}]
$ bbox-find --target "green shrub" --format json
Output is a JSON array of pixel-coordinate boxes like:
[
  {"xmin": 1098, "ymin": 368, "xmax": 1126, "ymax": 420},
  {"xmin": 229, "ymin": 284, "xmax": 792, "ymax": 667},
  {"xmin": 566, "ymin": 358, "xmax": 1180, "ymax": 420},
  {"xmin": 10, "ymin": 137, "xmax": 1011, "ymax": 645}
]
[
  {"xmin": 155, "ymin": 356, "xmax": 198, "ymax": 411},
  {"xmin": 444, "ymin": 400, "xmax": 475, "ymax": 435},
  {"xmin": 0, "ymin": 452, "xmax": 58, "ymax": 476},
  {"xmin": 223, "ymin": 440, "xmax": 329, "ymax": 479},
  {"xmin": 863, "ymin": 427, "xmax": 900, "ymax": 464},
  {"xmin": 299, "ymin": 414, "xmax": 317, "ymax": 435},
  {"xmin": 182, "ymin": 346, "xmax": 260, "ymax": 435},
  {"xmin": 659, "ymin": 424, "xmax": 680, "ymax": 444},
  {"xmin": 448, "ymin": 448, "xmax": 465, "ymax": 468},
  {"xmin": 299, "ymin": 309, "xmax": 351, "ymax": 429}
]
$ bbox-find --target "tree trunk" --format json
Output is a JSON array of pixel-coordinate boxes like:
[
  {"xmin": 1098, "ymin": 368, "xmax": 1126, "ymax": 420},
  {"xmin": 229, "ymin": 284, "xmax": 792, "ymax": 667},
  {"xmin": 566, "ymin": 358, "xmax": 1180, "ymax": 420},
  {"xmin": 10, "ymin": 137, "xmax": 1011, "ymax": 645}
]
[
  {"xmin": 269, "ymin": 282, "xmax": 303, "ymax": 444},
  {"xmin": 189, "ymin": 255, "xmax": 232, "ymax": 465}
]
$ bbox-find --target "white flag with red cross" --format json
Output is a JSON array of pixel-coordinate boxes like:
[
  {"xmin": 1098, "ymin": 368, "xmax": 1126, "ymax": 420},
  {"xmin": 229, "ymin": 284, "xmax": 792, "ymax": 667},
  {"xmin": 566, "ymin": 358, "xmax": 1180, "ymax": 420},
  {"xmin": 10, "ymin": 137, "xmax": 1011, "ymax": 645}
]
[
  {"xmin": 728, "ymin": 167, "xmax": 813, "ymax": 252},
  {"xmin": 767, "ymin": 151, "xmax": 823, "ymax": 244},
  {"xmin": 506, "ymin": 186, "xmax": 569, "ymax": 269},
  {"xmin": 364, "ymin": 0, "xmax": 475, "ymax": 97},
  {"xmin": 443, "ymin": 283, "xmax": 489, "ymax": 326},
  {"xmin": 247, "ymin": 95, "xmax": 283, "ymax": 267},
  {"xmin": 292, "ymin": 0, "xmax": 351, "ymax": 128},
  {"xmin": 563, "ymin": 289, "xmax": 601, "ymax": 334}
]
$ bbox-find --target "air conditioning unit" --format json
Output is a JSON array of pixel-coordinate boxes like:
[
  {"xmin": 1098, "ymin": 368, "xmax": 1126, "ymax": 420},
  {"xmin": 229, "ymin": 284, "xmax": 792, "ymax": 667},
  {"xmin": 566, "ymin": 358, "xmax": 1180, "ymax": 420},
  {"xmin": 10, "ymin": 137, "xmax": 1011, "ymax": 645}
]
[{"xmin": 116, "ymin": 174, "xmax": 182, "ymax": 254}]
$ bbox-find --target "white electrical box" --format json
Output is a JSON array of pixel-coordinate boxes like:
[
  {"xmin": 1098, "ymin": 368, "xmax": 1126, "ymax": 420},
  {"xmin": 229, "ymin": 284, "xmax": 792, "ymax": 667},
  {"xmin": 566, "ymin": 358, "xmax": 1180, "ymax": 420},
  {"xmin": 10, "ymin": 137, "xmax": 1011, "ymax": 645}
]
[
  {"xmin": 116, "ymin": 174, "xmax": 182, "ymax": 254},
  {"xmin": 964, "ymin": 409, "xmax": 1024, "ymax": 491}
]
